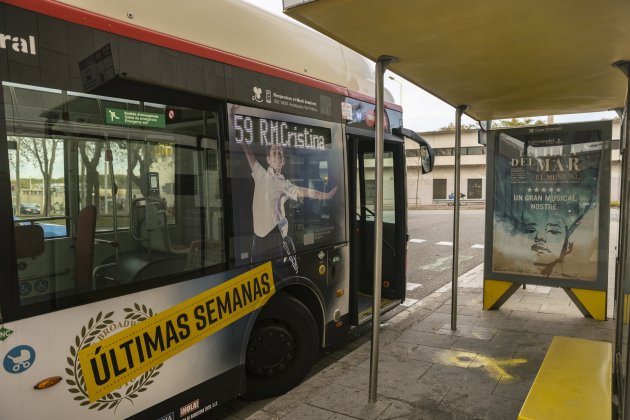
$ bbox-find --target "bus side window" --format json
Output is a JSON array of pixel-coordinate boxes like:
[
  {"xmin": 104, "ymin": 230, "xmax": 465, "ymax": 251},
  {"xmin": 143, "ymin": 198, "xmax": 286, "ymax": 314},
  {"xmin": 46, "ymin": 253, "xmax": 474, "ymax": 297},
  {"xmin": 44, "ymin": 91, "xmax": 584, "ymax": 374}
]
[
  {"xmin": 9, "ymin": 135, "xmax": 68, "ymax": 239},
  {"xmin": 4, "ymin": 81, "xmax": 226, "ymax": 308}
]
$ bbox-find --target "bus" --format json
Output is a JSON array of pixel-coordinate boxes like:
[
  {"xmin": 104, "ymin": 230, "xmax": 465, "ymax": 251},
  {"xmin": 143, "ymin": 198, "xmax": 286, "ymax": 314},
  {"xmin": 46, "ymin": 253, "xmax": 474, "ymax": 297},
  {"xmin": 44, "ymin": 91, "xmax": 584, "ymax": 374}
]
[{"xmin": 0, "ymin": 1, "xmax": 434, "ymax": 418}]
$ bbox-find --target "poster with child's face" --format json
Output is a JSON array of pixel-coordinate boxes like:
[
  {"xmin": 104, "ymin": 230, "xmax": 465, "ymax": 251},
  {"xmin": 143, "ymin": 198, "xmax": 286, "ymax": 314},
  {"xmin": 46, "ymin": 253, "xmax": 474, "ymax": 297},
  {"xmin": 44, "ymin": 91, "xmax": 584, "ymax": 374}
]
[
  {"xmin": 227, "ymin": 104, "xmax": 346, "ymax": 271},
  {"xmin": 488, "ymin": 122, "xmax": 611, "ymax": 288}
]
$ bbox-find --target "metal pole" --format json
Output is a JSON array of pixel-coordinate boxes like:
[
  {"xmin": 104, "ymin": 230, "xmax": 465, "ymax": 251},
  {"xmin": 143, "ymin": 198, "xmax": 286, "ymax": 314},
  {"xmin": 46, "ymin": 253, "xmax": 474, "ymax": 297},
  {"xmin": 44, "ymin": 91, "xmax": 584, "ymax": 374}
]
[
  {"xmin": 612, "ymin": 61, "xmax": 630, "ymax": 419},
  {"xmin": 451, "ymin": 105, "xmax": 468, "ymax": 330},
  {"xmin": 369, "ymin": 55, "xmax": 396, "ymax": 404},
  {"xmin": 615, "ymin": 66, "xmax": 629, "ymax": 361},
  {"xmin": 105, "ymin": 139, "xmax": 120, "ymax": 282}
]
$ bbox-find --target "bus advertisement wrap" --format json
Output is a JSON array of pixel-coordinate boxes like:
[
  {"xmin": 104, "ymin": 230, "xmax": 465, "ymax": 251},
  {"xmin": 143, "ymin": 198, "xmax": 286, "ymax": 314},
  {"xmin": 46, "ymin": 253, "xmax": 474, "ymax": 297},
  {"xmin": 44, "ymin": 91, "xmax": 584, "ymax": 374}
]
[
  {"xmin": 228, "ymin": 105, "xmax": 345, "ymax": 272},
  {"xmin": 78, "ymin": 262, "xmax": 275, "ymax": 402},
  {"xmin": 487, "ymin": 122, "xmax": 611, "ymax": 288},
  {"xmin": 0, "ymin": 3, "xmax": 408, "ymax": 416}
]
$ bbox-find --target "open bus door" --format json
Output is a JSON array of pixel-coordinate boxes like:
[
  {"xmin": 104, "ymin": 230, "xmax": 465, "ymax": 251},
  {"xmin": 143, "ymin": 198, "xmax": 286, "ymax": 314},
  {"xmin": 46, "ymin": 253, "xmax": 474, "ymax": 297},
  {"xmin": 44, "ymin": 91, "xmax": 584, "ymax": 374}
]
[{"xmin": 348, "ymin": 134, "xmax": 407, "ymax": 325}]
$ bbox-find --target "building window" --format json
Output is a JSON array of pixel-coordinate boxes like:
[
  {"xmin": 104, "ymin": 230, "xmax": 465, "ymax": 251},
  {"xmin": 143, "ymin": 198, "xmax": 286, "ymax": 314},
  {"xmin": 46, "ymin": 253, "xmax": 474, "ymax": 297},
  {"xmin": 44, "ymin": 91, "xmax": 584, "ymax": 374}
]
[
  {"xmin": 465, "ymin": 146, "xmax": 486, "ymax": 155},
  {"xmin": 435, "ymin": 148, "xmax": 454, "ymax": 156},
  {"xmin": 433, "ymin": 179, "xmax": 447, "ymax": 199},
  {"xmin": 467, "ymin": 178, "xmax": 482, "ymax": 199},
  {"xmin": 433, "ymin": 146, "xmax": 486, "ymax": 156}
]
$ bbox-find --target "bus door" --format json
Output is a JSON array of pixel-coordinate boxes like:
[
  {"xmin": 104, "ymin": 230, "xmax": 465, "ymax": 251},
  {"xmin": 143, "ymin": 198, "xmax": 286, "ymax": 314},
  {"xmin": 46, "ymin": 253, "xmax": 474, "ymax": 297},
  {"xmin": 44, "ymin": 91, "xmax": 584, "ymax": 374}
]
[{"xmin": 348, "ymin": 134, "xmax": 407, "ymax": 325}]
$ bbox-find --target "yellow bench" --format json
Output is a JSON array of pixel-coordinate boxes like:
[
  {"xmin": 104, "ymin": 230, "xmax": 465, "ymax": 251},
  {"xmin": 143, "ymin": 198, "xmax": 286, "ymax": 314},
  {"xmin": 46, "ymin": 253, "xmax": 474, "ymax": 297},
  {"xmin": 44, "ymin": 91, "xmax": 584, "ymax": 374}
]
[{"xmin": 518, "ymin": 336, "xmax": 612, "ymax": 420}]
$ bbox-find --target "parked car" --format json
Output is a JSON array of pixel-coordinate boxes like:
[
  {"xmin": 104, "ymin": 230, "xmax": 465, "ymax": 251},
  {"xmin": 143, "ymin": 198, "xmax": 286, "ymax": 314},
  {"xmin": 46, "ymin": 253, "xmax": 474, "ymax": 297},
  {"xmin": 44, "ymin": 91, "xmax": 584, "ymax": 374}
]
[{"xmin": 20, "ymin": 203, "xmax": 41, "ymax": 215}]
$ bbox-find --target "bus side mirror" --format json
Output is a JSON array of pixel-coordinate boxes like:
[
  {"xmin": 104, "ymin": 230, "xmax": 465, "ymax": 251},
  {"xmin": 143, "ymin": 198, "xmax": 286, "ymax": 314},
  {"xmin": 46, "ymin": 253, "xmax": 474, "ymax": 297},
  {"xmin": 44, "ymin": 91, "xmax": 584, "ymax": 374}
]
[
  {"xmin": 393, "ymin": 127, "xmax": 435, "ymax": 174},
  {"xmin": 419, "ymin": 143, "xmax": 435, "ymax": 174}
]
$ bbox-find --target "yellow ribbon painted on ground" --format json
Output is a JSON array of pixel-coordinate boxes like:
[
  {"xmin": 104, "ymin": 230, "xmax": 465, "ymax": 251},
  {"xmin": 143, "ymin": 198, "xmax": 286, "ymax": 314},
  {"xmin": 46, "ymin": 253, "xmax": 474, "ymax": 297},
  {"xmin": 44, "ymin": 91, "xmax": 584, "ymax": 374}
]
[
  {"xmin": 442, "ymin": 351, "xmax": 527, "ymax": 382},
  {"xmin": 78, "ymin": 262, "xmax": 275, "ymax": 402}
]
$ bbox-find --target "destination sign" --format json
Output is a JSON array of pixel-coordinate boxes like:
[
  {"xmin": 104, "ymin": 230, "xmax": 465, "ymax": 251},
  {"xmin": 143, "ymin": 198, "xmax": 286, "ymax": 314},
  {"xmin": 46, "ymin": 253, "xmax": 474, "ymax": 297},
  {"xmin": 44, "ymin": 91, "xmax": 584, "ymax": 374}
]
[{"xmin": 232, "ymin": 114, "xmax": 330, "ymax": 150}]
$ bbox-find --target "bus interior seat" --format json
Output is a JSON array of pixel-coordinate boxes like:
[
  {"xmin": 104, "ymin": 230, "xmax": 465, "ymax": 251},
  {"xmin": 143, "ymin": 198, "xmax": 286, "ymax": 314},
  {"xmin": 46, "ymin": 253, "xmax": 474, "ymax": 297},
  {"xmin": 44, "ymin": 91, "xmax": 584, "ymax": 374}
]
[
  {"xmin": 14, "ymin": 224, "xmax": 45, "ymax": 258},
  {"xmin": 131, "ymin": 198, "xmax": 191, "ymax": 255},
  {"xmin": 75, "ymin": 205, "xmax": 96, "ymax": 291}
]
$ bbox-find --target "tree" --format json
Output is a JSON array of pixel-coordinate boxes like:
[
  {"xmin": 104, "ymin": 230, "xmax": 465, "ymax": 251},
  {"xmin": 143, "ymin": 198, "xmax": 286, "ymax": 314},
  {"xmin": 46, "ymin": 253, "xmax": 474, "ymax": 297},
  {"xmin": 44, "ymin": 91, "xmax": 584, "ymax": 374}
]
[
  {"xmin": 130, "ymin": 144, "xmax": 149, "ymax": 196},
  {"xmin": 79, "ymin": 141, "xmax": 104, "ymax": 209},
  {"xmin": 18, "ymin": 136, "xmax": 60, "ymax": 216},
  {"xmin": 116, "ymin": 141, "xmax": 153, "ymax": 197},
  {"xmin": 439, "ymin": 117, "xmax": 547, "ymax": 131},
  {"xmin": 7, "ymin": 138, "xmax": 19, "ymax": 212},
  {"xmin": 493, "ymin": 117, "xmax": 545, "ymax": 127},
  {"xmin": 438, "ymin": 122, "xmax": 478, "ymax": 131}
]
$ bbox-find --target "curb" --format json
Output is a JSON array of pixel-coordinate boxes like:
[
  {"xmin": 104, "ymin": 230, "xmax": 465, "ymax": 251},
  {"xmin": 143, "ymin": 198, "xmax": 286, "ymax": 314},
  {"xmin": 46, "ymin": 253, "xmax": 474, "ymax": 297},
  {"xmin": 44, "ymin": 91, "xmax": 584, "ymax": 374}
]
[{"xmin": 383, "ymin": 262, "xmax": 484, "ymax": 329}]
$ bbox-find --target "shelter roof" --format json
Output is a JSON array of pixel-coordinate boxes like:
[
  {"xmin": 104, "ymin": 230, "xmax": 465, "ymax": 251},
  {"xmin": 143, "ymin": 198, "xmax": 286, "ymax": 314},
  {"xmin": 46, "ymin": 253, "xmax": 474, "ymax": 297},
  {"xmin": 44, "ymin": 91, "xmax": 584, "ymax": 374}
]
[{"xmin": 284, "ymin": 0, "xmax": 630, "ymax": 121}]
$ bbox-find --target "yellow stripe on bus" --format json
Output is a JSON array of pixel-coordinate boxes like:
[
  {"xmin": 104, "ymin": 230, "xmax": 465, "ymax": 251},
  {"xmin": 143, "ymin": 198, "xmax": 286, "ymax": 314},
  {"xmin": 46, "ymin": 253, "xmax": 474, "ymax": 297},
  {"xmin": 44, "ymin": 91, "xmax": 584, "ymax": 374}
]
[{"xmin": 78, "ymin": 262, "xmax": 275, "ymax": 402}]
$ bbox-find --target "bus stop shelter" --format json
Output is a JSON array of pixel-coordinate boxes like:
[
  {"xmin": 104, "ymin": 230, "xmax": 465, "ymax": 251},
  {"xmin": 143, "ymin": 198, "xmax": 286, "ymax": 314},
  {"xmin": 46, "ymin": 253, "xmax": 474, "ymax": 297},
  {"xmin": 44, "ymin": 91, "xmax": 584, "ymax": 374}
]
[{"xmin": 283, "ymin": 0, "xmax": 630, "ymax": 414}]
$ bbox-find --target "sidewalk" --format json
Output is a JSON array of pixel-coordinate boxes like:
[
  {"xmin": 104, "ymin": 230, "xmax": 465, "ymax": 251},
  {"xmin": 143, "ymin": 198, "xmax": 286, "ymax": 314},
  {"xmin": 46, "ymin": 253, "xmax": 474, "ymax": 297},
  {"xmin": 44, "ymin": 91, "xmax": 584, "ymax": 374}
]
[{"xmin": 242, "ymin": 263, "xmax": 615, "ymax": 420}]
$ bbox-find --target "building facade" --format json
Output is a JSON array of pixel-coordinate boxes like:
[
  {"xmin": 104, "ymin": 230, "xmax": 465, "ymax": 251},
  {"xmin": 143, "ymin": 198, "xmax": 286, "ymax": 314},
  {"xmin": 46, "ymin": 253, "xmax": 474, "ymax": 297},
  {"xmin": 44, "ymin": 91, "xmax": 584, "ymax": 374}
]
[{"xmin": 406, "ymin": 120, "xmax": 621, "ymax": 208}]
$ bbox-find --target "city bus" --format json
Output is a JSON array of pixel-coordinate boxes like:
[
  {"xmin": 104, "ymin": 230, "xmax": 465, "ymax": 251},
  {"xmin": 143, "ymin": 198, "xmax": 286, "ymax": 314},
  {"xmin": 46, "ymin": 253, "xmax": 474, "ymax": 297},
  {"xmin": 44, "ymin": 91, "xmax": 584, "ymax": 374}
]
[{"xmin": 0, "ymin": 1, "xmax": 434, "ymax": 418}]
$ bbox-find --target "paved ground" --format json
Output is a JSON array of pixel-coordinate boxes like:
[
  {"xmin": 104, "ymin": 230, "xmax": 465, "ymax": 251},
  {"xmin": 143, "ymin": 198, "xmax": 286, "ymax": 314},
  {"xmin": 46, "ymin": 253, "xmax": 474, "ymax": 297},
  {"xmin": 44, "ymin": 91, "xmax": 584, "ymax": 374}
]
[{"xmin": 233, "ymin": 263, "xmax": 615, "ymax": 419}]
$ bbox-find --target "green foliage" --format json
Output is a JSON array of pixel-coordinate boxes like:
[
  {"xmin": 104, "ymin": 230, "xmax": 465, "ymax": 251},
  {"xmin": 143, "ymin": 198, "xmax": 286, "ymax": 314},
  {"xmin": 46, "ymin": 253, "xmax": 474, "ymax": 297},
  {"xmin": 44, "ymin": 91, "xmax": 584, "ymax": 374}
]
[
  {"xmin": 493, "ymin": 118, "xmax": 546, "ymax": 127},
  {"xmin": 18, "ymin": 178, "xmax": 41, "ymax": 189},
  {"xmin": 438, "ymin": 122, "xmax": 478, "ymax": 131},
  {"xmin": 439, "ymin": 117, "xmax": 548, "ymax": 131}
]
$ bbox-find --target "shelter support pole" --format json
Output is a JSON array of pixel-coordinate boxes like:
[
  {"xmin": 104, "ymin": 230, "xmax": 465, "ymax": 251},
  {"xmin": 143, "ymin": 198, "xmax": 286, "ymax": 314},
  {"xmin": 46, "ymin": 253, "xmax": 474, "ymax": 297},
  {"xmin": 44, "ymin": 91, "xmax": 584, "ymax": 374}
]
[
  {"xmin": 451, "ymin": 105, "xmax": 467, "ymax": 330},
  {"xmin": 613, "ymin": 61, "xmax": 630, "ymax": 414},
  {"xmin": 369, "ymin": 55, "xmax": 397, "ymax": 404}
]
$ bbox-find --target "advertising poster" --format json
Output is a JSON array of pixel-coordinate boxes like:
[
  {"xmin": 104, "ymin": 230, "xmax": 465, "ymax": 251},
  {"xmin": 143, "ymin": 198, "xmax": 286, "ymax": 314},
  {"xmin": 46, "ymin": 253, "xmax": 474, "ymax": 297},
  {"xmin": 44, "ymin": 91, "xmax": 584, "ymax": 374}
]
[
  {"xmin": 486, "ymin": 121, "xmax": 611, "ymax": 289},
  {"xmin": 227, "ymin": 104, "xmax": 345, "ymax": 274}
]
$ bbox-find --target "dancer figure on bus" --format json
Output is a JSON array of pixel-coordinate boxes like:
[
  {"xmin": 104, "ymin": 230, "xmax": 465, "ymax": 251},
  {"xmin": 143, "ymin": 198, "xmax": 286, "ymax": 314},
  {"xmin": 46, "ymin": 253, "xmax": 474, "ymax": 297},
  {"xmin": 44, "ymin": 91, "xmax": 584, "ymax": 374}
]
[{"xmin": 241, "ymin": 141, "xmax": 337, "ymax": 273}]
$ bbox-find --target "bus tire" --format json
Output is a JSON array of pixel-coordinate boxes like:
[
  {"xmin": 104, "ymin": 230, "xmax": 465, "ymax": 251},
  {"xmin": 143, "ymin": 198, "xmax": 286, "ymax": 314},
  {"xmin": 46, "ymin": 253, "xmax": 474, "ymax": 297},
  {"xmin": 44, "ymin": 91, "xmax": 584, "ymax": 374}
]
[{"xmin": 243, "ymin": 291, "xmax": 319, "ymax": 400}]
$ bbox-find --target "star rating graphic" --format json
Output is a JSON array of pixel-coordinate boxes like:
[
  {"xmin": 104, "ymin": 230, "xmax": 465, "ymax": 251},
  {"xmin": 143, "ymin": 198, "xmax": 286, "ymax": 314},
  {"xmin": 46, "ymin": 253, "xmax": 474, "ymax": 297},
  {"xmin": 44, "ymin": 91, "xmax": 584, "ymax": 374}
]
[{"xmin": 527, "ymin": 187, "xmax": 561, "ymax": 193}]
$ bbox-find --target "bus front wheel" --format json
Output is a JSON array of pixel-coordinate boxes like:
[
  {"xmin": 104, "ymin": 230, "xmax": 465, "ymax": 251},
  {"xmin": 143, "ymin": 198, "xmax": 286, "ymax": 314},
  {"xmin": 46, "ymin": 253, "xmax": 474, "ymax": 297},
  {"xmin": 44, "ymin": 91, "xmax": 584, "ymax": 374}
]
[{"xmin": 243, "ymin": 292, "xmax": 319, "ymax": 400}]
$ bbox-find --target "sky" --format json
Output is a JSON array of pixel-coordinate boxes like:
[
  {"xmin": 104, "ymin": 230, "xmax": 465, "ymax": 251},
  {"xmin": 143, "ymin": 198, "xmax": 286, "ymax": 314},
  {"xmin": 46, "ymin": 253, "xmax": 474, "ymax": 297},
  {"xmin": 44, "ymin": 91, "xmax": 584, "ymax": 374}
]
[{"xmin": 243, "ymin": 0, "xmax": 617, "ymax": 133}]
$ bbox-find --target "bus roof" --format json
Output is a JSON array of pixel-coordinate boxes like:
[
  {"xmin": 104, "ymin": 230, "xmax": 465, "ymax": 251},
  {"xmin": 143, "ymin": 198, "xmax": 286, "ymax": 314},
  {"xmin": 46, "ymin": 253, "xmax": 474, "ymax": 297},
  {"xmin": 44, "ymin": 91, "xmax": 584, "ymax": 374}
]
[
  {"xmin": 30, "ymin": 0, "xmax": 396, "ymax": 105},
  {"xmin": 284, "ymin": 0, "xmax": 630, "ymax": 121}
]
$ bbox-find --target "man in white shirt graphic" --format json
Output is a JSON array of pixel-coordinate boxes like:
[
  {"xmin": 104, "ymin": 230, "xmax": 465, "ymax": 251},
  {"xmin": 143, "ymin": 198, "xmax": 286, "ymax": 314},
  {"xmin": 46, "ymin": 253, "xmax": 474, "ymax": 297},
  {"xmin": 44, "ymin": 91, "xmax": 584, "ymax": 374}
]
[{"xmin": 241, "ymin": 141, "xmax": 337, "ymax": 273}]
